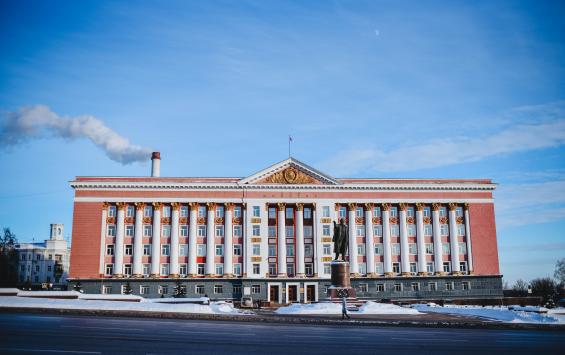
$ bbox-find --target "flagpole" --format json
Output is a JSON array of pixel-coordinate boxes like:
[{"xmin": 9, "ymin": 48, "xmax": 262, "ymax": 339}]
[{"xmin": 288, "ymin": 136, "xmax": 291, "ymax": 157}]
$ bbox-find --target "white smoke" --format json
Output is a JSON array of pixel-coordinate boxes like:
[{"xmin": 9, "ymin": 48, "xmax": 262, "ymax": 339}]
[{"xmin": 0, "ymin": 105, "xmax": 152, "ymax": 164}]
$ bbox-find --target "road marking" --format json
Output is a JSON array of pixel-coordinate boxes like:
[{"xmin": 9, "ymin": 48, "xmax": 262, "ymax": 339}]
[{"xmin": 0, "ymin": 348, "xmax": 101, "ymax": 354}]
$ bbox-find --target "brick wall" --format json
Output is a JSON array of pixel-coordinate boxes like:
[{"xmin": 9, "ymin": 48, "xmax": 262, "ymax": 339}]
[
  {"xmin": 69, "ymin": 202, "xmax": 103, "ymax": 278},
  {"xmin": 469, "ymin": 203, "xmax": 500, "ymax": 275}
]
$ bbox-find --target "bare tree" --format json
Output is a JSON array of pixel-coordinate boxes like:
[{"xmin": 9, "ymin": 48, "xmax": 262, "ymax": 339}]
[
  {"xmin": 555, "ymin": 258, "xmax": 565, "ymax": 285},
  {"xmin": 0, "ymin": 228, "xmax": 19, "ymax": 287}
]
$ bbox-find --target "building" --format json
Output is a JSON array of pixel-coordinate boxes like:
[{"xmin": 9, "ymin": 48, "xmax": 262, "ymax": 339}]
[
  {"xmin": 16, "ymin": 224, "xmax": 71, "ymax": 289},
  {"xmin": 69, "ymin": 153, "xmax": 502, "ymax": 302}
]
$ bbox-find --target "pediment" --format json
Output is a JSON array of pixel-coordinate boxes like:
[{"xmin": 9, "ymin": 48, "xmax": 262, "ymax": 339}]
[{"xmin": 239, "ymin": 158, "xmax": 340, "ymax": 185}]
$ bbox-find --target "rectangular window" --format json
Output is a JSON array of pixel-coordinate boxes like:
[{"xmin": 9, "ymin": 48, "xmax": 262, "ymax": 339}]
[
  {"xmin": 214, "ymin": 284, "xmax": 223, "ymax": 294},
  {"xmin": 304, "ymin": 244, "xmax": 313, "ymax": 257},
  {"xmin": 215, "ymin": 245, "xmax": 224, "ymax": 256},
  {"xmin": 233, "ymin": 225, "xmax": 242, "ymax": 237},
  {"xmin": 373, "ymin": 225, "xmax": 382, "ymax": 236},
  {"xmin": 359, "ymin": 263, "xmax": 367, "ymax": 275},
  {"xmin": 105, "ymin": 264, "xmax": 113, "ymax": 276},
  {"xmin": 339, "ymin": 207, "xmax": 347, "ymax": 219},
  {"xmin": 160, "ymin": 264, "xmax": 169, "ymax": 275},
  {"xmin": 215, "ymin": 225, "xmax": 224, "ymax": 237},
  {"xmin": 392, "ymin": 263, "xmax": 400, "ymax": 274},
  {"xmin": 390, "ymin": 225, "xmax": 399, "ymax": 236},
  {"xmin": 162, "ymin": 225, "xmax": 171, "ymax": 237},
  {"xmin": 411, "ymin": 282, "xmax": 420, "ymax": 291},
  {"xmin": 251, "ymin": 285, "xmax": 261, "ymax": 294},
  {"xmin": 356, "ymin": 207, "xmax": 363, "ymax": 218},
  {"xmin": 459, "ymin": 261, "xmax": 468, "ymax": 273},
  {"xmin": 269, "ymin": 263, "xmax": 277, "ymax": 276},
  {"xmin": 233, "ymin": 284, "xmax": 242, "ymax": 294},
  {"xmin": 392, "ymin": 243, "xmax": 400, "ymax": 255},
  {"xmin": 304, "ymin": 226, "xmax": 313, "ymax": 237},
  {"xmin": 459, "ymin": 242, "xmax": 467, "ymax": 255},
  {"xmin": 286, "ymin": 207, "xmax": 293, "ymax": 218},
  {"xmin": 143, "ymin": 225, "xmax": 152, "ymax": 237},
  {"xmin": 216, "ymin": 206, "xmax": 224, "ymax": 218},
  {"xmin": 252, "ymin": 244, "xmax": 261, "ymax": 256},
  {"xmin": 234, "ymin": 206, "xmax": 241, "ymax": 218},
  {"xmin": 268, "ymin": 245, "xmax": 276, "ymax": 257},
  {"xmin": 423, "ymin": 207, "xmax": 431, "ymax": 217},
  {"xmin": 103, "ymin": 285, "xmax": 112, "ymax": 294},
  {"xmin": 322, "ymin": 206, "xmax": 330, "ymax": 218},
  {"xmin": 445, "ymin": 282, "xmax": 454, "ymax": 291},
  {"xmin": 407, "ymin": 224, "xmax": 416, "ymax": 236},
  {"xmin": 409, "ymin": 243, "xmax": 417, "ymax": 255},
  {"xmin": 125, "ymin": 225, "xmax": 134, "ymax": 237},
  {"xmin": 125, "ymin": 245, "xmax": 133, "ymax": 256},
  {"xmin": 252, "ymin": 264, "xmax": 260, "ymax": 275},
  {"xmin": 143, "ymin": 244, "xmax": 151, "ymax": 256},
  {"xmin": 180, "ymin": 225, "xmax": 188, "ymax": 237},
  {"xmin": 440, "ymin": 224, "xmax": 449, "ymax": 236},
  {"xmin": 180, "ymin": 206, "xmax": 188, "ymax": 218},
  {"xmin": 424, "ymin": 224, "xmax": 432, "ymax": 236},
  {"xmin": 143, "ymin": 264, "xmax": 150, "ymax": 276},
  {"xmin": 268, "ymin": 226, "xmax": 276, "ymax": 237},
  {"xmin": 215, "ymin": 264, "xmax": 223, "ymax": 275},
  {"xmin": 323, "ymin": 244, "xmax": 331, "ymax": 255},
  {"xmin": 252, "ymin": 225, "xmax": 260, "ymax": 236},
  {"xmin": 324, "ymin": 263, "xmax": 331, "ymax": 274},
  {"xmin": 376, "ymin": 283, "xmax": 385, "ymax": 292},
  {"xmin": 443, "ymin": 262, "xmax": 451, "ymax": 273},
  {"xmin": 305, "ymin": 263, "xmax": 313, "ymax": 276},
  {"xmin": 197, "ymin": 264, "xmax": 205, "ymax": 275},
  {"xmin": 439, "ymin": 207, "xmax": 447, "ymax": 217},
  {"xmin": 373, "ymin": 207, "xmax": 381, "ymax": 217},
  {"xmin": 390, "ymin": 207, "xmax": 398, "ymax": 218},
  {"xmin": 144, "ymin": 206, "xmax": 153, "ymax": 217},
  {"xmin": 357, "ymin": 244, "xmax": 366, "ymax": 256},
  {"xmin": 286, "ymin": 263, "xmax": 294, "ymax": 276},
  {"xmin": 356, "ymin": 225, "xmax": 365, "ymax": 236},
  {"xmin": 161, "ymin": 244, "xmax": 170, "ymax": 256},
  {"xmin": 375, "ymin": 262, "xmax": 384, "ymax": 274},
  {"xmin": 406, "ymin": 207, "xmax": 415, "ymax": 218},
  {"xmin": 286, "ymin": 244, "xmax": 294, "ymax": 257},
  {"xmin": 253, "ymin": 206, "xmax": 260, "ymax": 217},
  {"xmin": 394, "ymin": 283, "xmax": 402, "ymax": 292},
  {"xmin": 428, "ymin": 282, "xmax": 437, "ymax": 291},
  {"xmin": 462, "ymin": 281, "xmax": 471, "ymax": 290},
  {"xmin": 106, "ymin": 245, "xmax": 114, "ymax": 256},
  {"xmin": 304, "ymin": 208, "xmax": 311, "ymax": 219},
  {"xmin": 285, "ymin": 226, "xmax": 294, "ymax": 237},
  {"xmin": 107, "ymin": 225, "xmax": 116, "ymax": 237},
  {"xmin": 126, "ymin": 205, "xmax": 135, "ymax": 217},
  {"xmin": 196, "ymin": 285, "xmax": 205, "ymax": 295},
  {"xmin": 426, "ymin": 262, "xmax": 434, "ymax": 273},
  {"xmin": 322, "ymin": 225, "xmax": 331, "ymax": 236},
  {"xmin": 179, "ymin": 264, "xmax": 187, "ymax": 276},
  {"xmin": 359, "ymin": 283, "xmax": 368, "ymax": 293},
  {"xmin": 159, "ymin": 285, "xmax": 169, "ymax": 295},
  {"xmin": 233, "ymin": 264, "xmax": 242, "ymax": 275},
  {"xmin": 268, "ymin": 207, "xmax": 276, "ymax": 219},
  {"xmin": 108, "ymin": 206, "xmax": 116, "ymax": 217},
  {"xmin": 233, "ymin": 244, "xmax": 242, "ymax": 256},
  {"xmin": 425, "ymin": 243, "xmax": 434, "ymax": 254},
  {"xmin": 442, "ymin": 243, "xmax": 450, "ymax": 255},
  {"xmin": 198, "ymin": 206, "xmax": 206, "ymax": 218},
  {"xmin": 457, "ymin": 224, "xmax": 465, "ymax": 236},
  {"xmin": 410, "ymin": 263, "xmax": 417, "ymax": 274},
  {"xmin": 198, "ymin": 225, "xmax": 206, "ymax": 237},
  {"xmin": 162, "ymin": 206, "xmax": 171, "ymax": 218},
  {"xmin": 456, "ymin": 207, "xmax": 464, "ymax": 217},
  {"xmin": 197, "ymin": 244, "xmax": 206, "ymax": 256}
]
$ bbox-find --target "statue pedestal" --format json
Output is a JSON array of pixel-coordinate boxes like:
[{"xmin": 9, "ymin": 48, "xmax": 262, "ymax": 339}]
[{"xmin": 328, "ymin": 261, "xmax": 356, "ymax": 300}]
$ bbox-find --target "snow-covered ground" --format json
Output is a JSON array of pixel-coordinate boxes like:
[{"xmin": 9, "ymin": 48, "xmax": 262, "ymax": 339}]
[
  {"xmin": 412, "ymin": 304, "xmax": 565, "ymax": 324},
  {"xmin": 0, "ymin": 296, "xmax": 249, "ymax": 315},
  {"xmin": 276, "ymin": 301, "xmax": 421, "ymax": 315}
]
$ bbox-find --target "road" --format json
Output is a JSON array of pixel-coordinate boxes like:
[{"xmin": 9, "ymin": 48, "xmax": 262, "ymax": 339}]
[{"xmin": 0, "ymin": 312, "xmax": 563, "ymax": 354}]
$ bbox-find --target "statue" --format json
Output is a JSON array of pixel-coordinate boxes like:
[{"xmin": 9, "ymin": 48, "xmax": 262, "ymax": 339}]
[{"xmin": 333, "ymin": 218, "xmax": 348, "ymax": 261}]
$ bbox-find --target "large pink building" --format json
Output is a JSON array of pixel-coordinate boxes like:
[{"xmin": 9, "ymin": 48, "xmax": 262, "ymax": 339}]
[{"xmin": 69, "ymin": 153, "xmax": 502, "ymax": 302}]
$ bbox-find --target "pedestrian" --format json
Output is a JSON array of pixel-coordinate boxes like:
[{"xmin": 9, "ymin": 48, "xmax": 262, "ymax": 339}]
[{"xmin": 341, "ymin": 296, "xmax": 350, "ymax": 320}]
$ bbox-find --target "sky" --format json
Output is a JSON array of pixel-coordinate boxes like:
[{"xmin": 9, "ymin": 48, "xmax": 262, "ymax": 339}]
[{"xmin": 0, "ymin": 0, "xmax": 564, "ymax": 285}]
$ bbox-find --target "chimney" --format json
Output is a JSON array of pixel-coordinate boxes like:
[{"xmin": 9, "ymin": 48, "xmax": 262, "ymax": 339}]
[{"xmin": 151, "ymin": 151, "xmax": 161, "ymax": 177}]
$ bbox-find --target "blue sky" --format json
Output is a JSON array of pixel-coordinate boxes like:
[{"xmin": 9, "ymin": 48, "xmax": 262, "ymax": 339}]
[{"xmin": 1, "ymin": 0, "xmax": 563, "ymax": 285}]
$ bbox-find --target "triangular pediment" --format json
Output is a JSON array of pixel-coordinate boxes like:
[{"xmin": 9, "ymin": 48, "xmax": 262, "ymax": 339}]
[{"xmin": 239, "ymin": 157, "xmax": 340, "ymax": 185}]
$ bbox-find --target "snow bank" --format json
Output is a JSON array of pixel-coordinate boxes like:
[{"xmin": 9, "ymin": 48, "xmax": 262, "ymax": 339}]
[
  {"xmin": 508, "ymin": 306, "xmax": 548, "ymax": 313},
  {"xmin": 0, "ymin": 296, "xmax": 249, "ymax": 315},
  {"xmin": 17, "ymin": 291, "xmax": 80, "ymax": 298},
  {"xmin": 78, "ymin": 294, "xmax": 144, "ymax": 302},
  {"xmin": 358, "ymin": 301, "xmax": 421, "ymax": 315},
  {"xmin": 412, "ymin": 304, "xmax": 563, "ymax": 324},
  {"xmin": 0, "ymin": 288, "xmax": 20, "ymax": 295},
  {"xmin": 276, "ymin": 302, "xmax": 422, "ymax": 315},
  {"xmin": 148, "ymin": 297, "xmax": 210, "ymax": 304}
]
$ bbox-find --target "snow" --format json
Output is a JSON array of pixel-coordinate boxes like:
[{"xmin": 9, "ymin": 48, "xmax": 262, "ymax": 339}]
[
  {"xmin": 412, "ymin": 304, "xmax": 564, "ymax": 324},
  {"xmin": 0, "ymin": 296, "xmax": 249, "ymax": 315},
  {"xmin": 508, "ymin": 305, "xmax": 548, "ymax": 313},
  {"xmin": 0, "ymin": 288, "xmax": 20, "ymax": 295},
  {"xmin": 78, "ymin": 294, "xmax": 144, "ymax": 301},
  {"xmin": 17, "ymin": 291, "xmax": 80, "ymax": 298},
  {"xmin": 276, "ymin": 301, "xmax": 422, "ymax": 315},
  {"xmin": 148, "ymin": 297, "xmax": 210, "ymax": 304}
]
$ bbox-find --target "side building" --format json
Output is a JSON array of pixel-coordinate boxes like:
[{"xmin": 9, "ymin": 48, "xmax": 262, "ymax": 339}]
[
  {"xmin": 16, "ymin": 224, "xmax": 71, "ymax": 290},
  {"xmin": 69, "ymin": 153, "xmax": 502, "ymax": 302}
]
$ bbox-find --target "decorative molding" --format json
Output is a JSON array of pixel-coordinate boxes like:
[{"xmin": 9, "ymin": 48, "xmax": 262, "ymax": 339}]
[
  {"xmin": 106, "ymin": 217, "xmax": 115, "ymax": 224},
  {"xmin": 381, "ymin": 203, "xmax": 391, "ymax": 211},
  {"xmin": 347, "ymin": 203, "xmax": 357, "ymax": 211},
  {"xmin": 407, "ymin": 217, "xmax": 415, "ymax": 224},
  {"xmin": 372, "ymin": 217, "xmax": 381, "ymax": 224},
  {"xmin": 320, "ymin": 218, "xmax": 332, "ymax": 223},
  {"xmin": 152, "ymin": 202, "xmax": 163, "ymax": 209},
  {"xmin": 415, "ymin": 203, "xmax": 425, "ymax": 211},
  {"xmin": 464, "ymin": 202, "xmax": 470, "ymax": 210},
  {"xmin": 456, "ymin": 216, "xmax": 464, "ymax": 224},
  {"xmin": 321, "ymin": 237, "xmax": 332, "ymax": 243},
  {"xmin": 251, "ymin": 217, "xmax": 261, "ymax": 224},
  {"xmin": 321, "ymin": 256, "xmax": 333, "ymax": 262},
  {"xmin": 197, "ymin": 217, "xmax": 206, "ymax": 224},
  {"xmin": 116, "ymin": 202, "xmax": 127, "ymax": 210},
  {"xmin": 399, "ymin": 203, "xmax": 408, "ymax": 211},
  {"xmin": 364, "ymin": 203, "xmax": 374, "ymax": 210},
  {"xmin": 124, "ymin": 217, "xmax": 134, "ymax": 224},
  {"xmin": 277, "ymin": 203, "xmax": 286, "ymax": 210},
  {"xmin": 355, "ymin": 217, "xmax": 364, "ymax": 225},
  {"xmin": 143, "ymin": 217, "xmax": 152, "ymax": 223},
  {"xmin": 171, "ymin": 202, "xmax": 180, "ymax": 211},
  {"xmin": 263, "ymin": 166, "xmax": 318, "ymax": 185},
  {"xmin": 389, "ymin": 217, "xmax": 398, "ymax": 224},
  {"xmin": 423, "ymin": 217, "xmax": 431, "ymax": 224},
  {"xmin": 440, "ymin": 217, "xmax": 448, "ymax": 224},
  {"xmin": 214, "ymin": 217, "xmax": 224, "ymax": 224},
  {"xmin": 232, "ymin": 217, "xmax": 241, "ymax": 224},
  {"xmin": 432, "ymin": 203, "xmax": 441, "ymax": 211},
  {"xmin": 295, "ymin": 203, "xmax": 304, "ymax": 211},
  {"xmin": 189, "ymin": 202, "xmax": 199, "ymax": 211},
  {"xmin": 161, "ymin": 217, "xmax": 171, "ymax": 224},
  {"xmin": 224, "ymin": 202, "xmax": 235, "ymax": 211},
  {"xmin": 206, "ymin": 202, "xmax": 216, "ymax": 210},
  {"xmin": 179, "ymin": 217, "xmax": 188, "ymax": 224},
  {"xmin": 448, "ymin": 202, "xmax": 458, "ymax": 211},
  {"xmin": 134, "ymin": 202, "xmax": 145, "ymax": 211},
  {"xmin": 334, "ymin": 204, "xmax": 341, "ymax": 211}
]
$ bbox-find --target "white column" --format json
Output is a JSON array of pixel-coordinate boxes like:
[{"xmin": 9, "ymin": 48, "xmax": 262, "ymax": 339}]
[
  {"xmin": 132, "ymin": 203, "xmax": 144, "ymax": 277},
  {"xmin": 399, "ymin": 204, "xmax": 410, "ymax": 276},
  {"xmin": 243, "ymin": 204, "xmax": 248, "ymax": 277},
  {"xmin": 364, "ymin": 204, "xmax": 375, "ymax": 276},
  {"xmin": 432, "ymin": 204, "xmax": 443, "ymax": 275},
  {"xmin": 449, "ymin": 204, "xmax": 461, "ymax": 274},
  {"xmin": 224, "ymin": 203, "xmax": 234, "ymax": 277},
  {"xmin": 312, "ymin": 204, "xmax": 320, "ymax": 276},
  {"xmin": 205, "ymin": 203, "xmax": 216, "ymax": 276},
  {"xmin": 295, "ymin": 204, "xmax": 305, "ymax": 277},
  {"xmin": 99, "ymin": 203, "xmax": 108, "ymax": 276},
  {"xmin": 464, "ymin": 204, "xmax": 474, "ymax": 273},
  {"xmin": 415, "ymin": 204, "xmax": 426, "ymax": 275},
  {"xmin": 277, "ymin": 203, "xmax": 287, "ymax": 277},
  {"xmin": 170, "ymin": 203, "xmax": 180, "ymax": 277},
  {"xmin": 348, "ymin": 204, "xmax": 359, "ymax": 275},
  {"xmin": 151, "ymin": 203, "xmax": 162, "ymax": 277},
  {"xmin": 188, "ymin": 203, "xmax": 198, "ymax": 276},
  {"xmin": 114, "ymin": 203, "xmax": 125, "ymax": 277},
  {"xmin": 382, "ymin": 205, "xmax": 393, "ymax": 276}
]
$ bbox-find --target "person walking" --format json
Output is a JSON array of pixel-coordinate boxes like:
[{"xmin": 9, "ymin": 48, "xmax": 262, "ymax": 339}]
[{"xmin": 341, "ymin": 296, "xmax": 350, "ymax": 320}]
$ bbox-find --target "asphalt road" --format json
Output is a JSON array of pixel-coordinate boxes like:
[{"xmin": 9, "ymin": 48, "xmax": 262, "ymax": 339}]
[{"xmin": 0, "ymin": 312, "xmax": 563, "ymax": 354}]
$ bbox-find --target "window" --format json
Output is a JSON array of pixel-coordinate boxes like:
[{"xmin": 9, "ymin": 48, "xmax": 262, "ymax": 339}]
[
  {"xmin": 214, "ymin": 284, "xmax": 223, "ymax": 294},
  {"xmin": 457, "ymin": 224, "xmax": 465, "ymax": 236},
  {"xmin": 286, "ymin": 245, "xmax": 294, "ymax": 257},
  {"xmin": 304, "ymin": 226, "xmax": 313, "ymax": 237},
  {"xmin": 196, "ymin": 285, "xmax": 205, "ymax": 295},
  {"xmin": 197, "ymin": 264, "xmax": 205, "ymax": 275},
  {"xmin": 459, "ymin": 261, "xmax": 468, "ymax": 273},
  {"xmin": 439, "ymin": 207, "xmax": 447, "ymax": 217},
  {"xmin": 234, "ymin": 206, "xmax": 241, "ymax": 218},
  {"xmin": 409, "ymin": 243, "xmax": 417, "ymax": 255},
  {"xmin": 233, "ymin": 244, "xmax": 242, "ymax": 256},
  {"xmin": 108, "ymin": 206, "xmax": 116, "ymax": 217},
  {"xmin": 180, "ymin": 225, "xmax": 188, "ymax": 237},
  {"xmin": 161, "ymin": 244, "xmax": 170, "ymax": 256},
  {"xmin": 440, "ymin": 224, "xmax": 449, "ymax": 235},
  {"xmin": 179, "ymin": 264, "xmax": 187, "ymax": 276},
  {"xmin": 425, "ymin": 243, "xmax": 434, "ymax": 254},
  {"xmin": 445, "ymin": 282, "xmax": 454, "ymax": 291},
  {"xmin": 426, "ymin": 262, "xmax": 434, "ymax": 273},
  {"xmin": 305, "ymin": 263, "xmax": 313, "ymax": 276},
  {"xmin": 252, "ymin": 225, "xmax": 260, "ymax": 236},
  {"xmin": 106, "ymin": 245, "xmax": 114, "ymax": 256},
  {"xmin": 411, "ymin": 282, "xmax": 420, "ymax": 291},
  {"xmin": 233, "ymin": 285, "xmax": 242, "ymax": 294},
  {"xmin": 125, "ymin": 245, "xmax": 133, "ymax": 256},
  {"xmin": 359, "ymin": 263, "xmax": 367, "ymax": 275},
  {"xmin": 105, "ymin": 264, "xmax": 114, "ymax": 276},
  {"xmin": 197, "ymin": 244, "xmax": 206, "ymax": 256},
  {"xmin": 410, "ymin": 263, "xmax": 417, "ymax": 274},
  {"xmin": 390, "ymin": 207, "xmax": 398, "ymax": 217},
  {"xmin": 233, "ymin": 264, "xmax": 242, "ymax": 275},
  {"xmin": 456, "ymin": 207, "xmax": 463, "ymax": 217},
  {"xmin": 162, "ymin": 206, "xmax": 171, "ymax": 218},
  {"xmin": 286, "ymin": 263, "xmax": 294, "ymax": 276},
  {"xmin": 266, "ymin": 244, "xmax": 276, "ymax": 257},
  {"xmin": 359, "ymin": 283, "xmax": 368, "ymax": 293},
  {"xmin": 180, "ymin": 206, "xmax": 188, "ymax": 217},
  {"xmin": 356, "ymin": 207, "xmax": 363, "ymax": 218},
  {"xmin": 252, "ymin": 264, "xmax": 260, "ymax": 275},
  {"xmin": 442, "ymin": 243, "xmax": 450, "ymax": 255},
  {"xmin": 107, "ymin": 225, "xmax": 116, "ymax": 237},
  {"xmin": 428, "ymin": 282, "xmax": 437, "ymax": 291},
  {"xmin": 215, "ymin": 264, "xmax": 224, "ymax": 275},
  {"xmin": 324, "ymin": 263, "xmax": 331, "ymax": 274},
  {"xmin": 462, "ymin": 281, "xmax": 471, "ymax": 290},
  {"xmin": 251, "ymin": 285, "xmax": 261, "ymax": 294},
  {"xmin": 268, "ymin": 207, "xmax": 276, "ymax": 219},
  {"xmin": 144, "ymin": 205, "xmax": 153, "ymax": 217},
  {"xmin": 407, "ymin": 207, "xmax": 415, "ymax": 218},
  {"xmin": 322, "ymin": 225, "xmax": 331, "ymax": 236},
  {"xmin": 159, "ymin": 285, "xmax": 169, "ymax": 295},
  {"xmin": 162, "ymin": 225, "xmax": 171, "ymax": 237},
  {"xmin": 390, "ymin": 225, "xmax": 399, "ymax": 236},
  {"xmin": 304, "ymin": 244, "xmax": 313, "ymax": 257},
  {"xmin": 424, "ymin": 224, "xmax": 432, "ymax": 236},
  {"xmin": 143, "ymin": 244, "xmax": 151, "ymax": 256},
  {"xmin": 160, "ymin": 264, "xmax": 169, "ymax": 275},
  {"xmin": 268, "ymin": 263, "xmax": 277, "ymax": 275},
  {"xmin": 47, "ymin": 265, "xmax": 51, "ymax": 272},
  {"xmin": 252, "ymin": 244, "xmax": 261, "ymax": 256},
  {"xmin": 394, "ymin": 283, "xmax": 402, "ymax": 292},
  {"xmin": 215, "ymin": 225, "xmax": 224, "ymax": 237},
  {"xmin": 143, "ymin": 264, "xmax": 150, "ymax": 276},
  {"xmin": 376, "ymin": 283, "xmax": 385, "ymax": 292},
  {"xmin": 356, "ymin": 225, "xmax": 365, "ymax": 236},
  {"xmin": 198, "ymin": 225, "xmax": 206, "ymax": 237},
  {"xmin": 407, "ymin": 224, "xmax": 416, "ymax": 236},
  {"xmin": 268, "ymin": 226, "xmax": 276, "ymax": 237},
  {"xmin": 216, "ymin": 206, "xmax": 224, "ymax": 218},
  {"xmin": 323, "ymin": 244, "xmax": 331, "ymax": 255},
  {"xmin": 285, "ymin": 226, "xmax": 294, "ymax": 237},
  {"xmin": 233, "ymin": 225, "xmax": 242, "ymax": 237},
  {"xmin": 375, "ymin": 262, "xmax": 384, "ymax": 274},
  {"xmin": 286, "ymin": 207, "xmax": 293, "ymax": 218},
  {"xmin": 322, "ymin": 206, "xmax": 330, "ymax": 217},
  {"xmin": 215, "ymin": 245, "xmax": 224, "ymax": 256},
  {"xmin": 304, "ymin": 208, "xmax": 311, "ymax": 219},
  {"xmin": 373, "ymin": 207, "xmax": 381, "ymax": 217},
  {"xmin": 357, "ymin": 244, "xmax": 366, "ymax": 256},
  {"xmin": 423, "ymin": 207, "xmax": 431, "ymax": 217},
  {"xmin": 443, "ymin": 262, "xmax": 451, "ymax": 273},
  {"xmin": 252, "ymin": 206, "xmax": 260, "ymax": 217},
  {"xmin": 126, "ymin": 205, "xmax": 135, "ymax": 217},
  {"xmin": 373, "ymin": 225, "xmax": 382, "ymax": 236},
  {"xmin": 143, "ymin": 225, "xmax": 152, "ymax": 237},
  {"xmin": 459, "ymin": 242, "xmax": 467, "ymax": 255},
  {"xmin": 392, "ymin": 263, "xmax": 400, "ymax": 274},
  {"xmin": 125, "ymin": 225, "xmax": 134, "ymax": 237},
  {"xmin": 103, "ymin": 285, "xmax": 112, "ymax": 294},
  {"xmin": 198, "ymin": 206, "xmax": 206, "ymax": 218},
  {"xmin": 392, "ymin": 244, "xmax": 400, "ymax": 255},
  {"xmin": 339, "ymin": 207, "xmax": 347, "ymax": 219}
]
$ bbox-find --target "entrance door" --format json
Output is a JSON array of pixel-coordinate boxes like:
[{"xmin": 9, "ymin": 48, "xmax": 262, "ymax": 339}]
[
  {"xmin": 306, "ymin": 285, "xmax": 315, "ymax": 302},
  {"xmin": 288, "ymin": 286, "xmax": 297, "ymax": 303},
  {"xmin": 270, "ymin": 285, "xmax": 279, "ymax": 303}
]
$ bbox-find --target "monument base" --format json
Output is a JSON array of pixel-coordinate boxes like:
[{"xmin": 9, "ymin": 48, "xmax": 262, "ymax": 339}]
[{"xmin": 328, "ymin": 260, "xmax": 357, "ymax": 301}]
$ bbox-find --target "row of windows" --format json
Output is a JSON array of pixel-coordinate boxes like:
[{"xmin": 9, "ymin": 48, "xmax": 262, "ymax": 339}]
[
  {"xmin": 106, "ymin": 244, "xmax": 245, "ymax": 257},
  {"xmin": 105, "ymin": 263, "xmax": 244, "ymax": 277},
  {"xmin": 103, "ymin": 283, "xmax": 258, "ymax": 296},
  {"xmin": 266, "ymin": 207, "xmax": 314, "ymax": 219},
  {"xmin": 337, "ymin": 205, "xmax": 464, "ymax": 219},
  {"xmin": 356, "ymin": 280, "xmax": 471, "ymax": 293},
  {"xmin": 107, "ymin": 224, "xmax": 244, "ymax": 238},
  {"xmin": 318, "ymin": 261, "xmax": 469, "ymax": 275},
  {"xmin": 19, "ymin": 253, "xmax": 63, "ymax": 261},
  {"xmin": 108, "ymin": 205, "xmax": 244, "ymax": 219}
]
